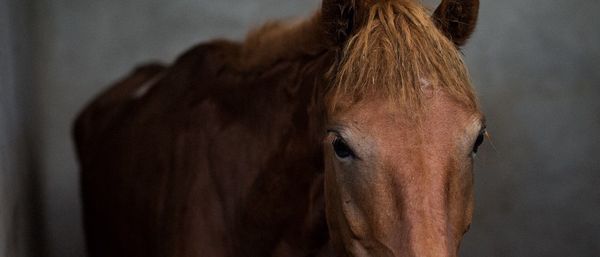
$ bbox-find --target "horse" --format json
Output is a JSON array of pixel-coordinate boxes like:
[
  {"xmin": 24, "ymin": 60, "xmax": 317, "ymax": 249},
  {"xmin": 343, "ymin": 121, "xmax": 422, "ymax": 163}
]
[{"xmin": 73, "ymin": 0, "xmax": 484, "ymax": 256}]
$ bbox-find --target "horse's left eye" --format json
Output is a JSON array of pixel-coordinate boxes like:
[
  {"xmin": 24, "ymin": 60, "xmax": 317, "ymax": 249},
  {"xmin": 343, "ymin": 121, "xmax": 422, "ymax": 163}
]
[
  {"xmin": 472, "ymin": 130, "xmax": 485, "ymax": 154},
  {"xmin": 332, "ymin": 138, "xmax": 355, "ymax": 159}
]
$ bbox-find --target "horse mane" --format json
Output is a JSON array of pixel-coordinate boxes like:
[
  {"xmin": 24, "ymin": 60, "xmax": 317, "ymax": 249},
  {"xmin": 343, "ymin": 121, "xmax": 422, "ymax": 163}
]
[
  {"xmin": 238, "ymin": 12, "xmax": 329, "ymax": 70},
  {"xmin": 328, "ymin": 0, "xmax": 478, "ymax": 112},
  {"xmin": 237, "ymin": 0, "xmax": 478, "ymax": 113}
]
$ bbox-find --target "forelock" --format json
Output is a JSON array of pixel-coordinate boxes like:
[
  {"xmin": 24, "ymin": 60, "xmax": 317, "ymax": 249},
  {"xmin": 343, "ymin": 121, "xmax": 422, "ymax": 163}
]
[{"xmin": 326, "ymin": 0, "xmax": 478, "ymax": 114}]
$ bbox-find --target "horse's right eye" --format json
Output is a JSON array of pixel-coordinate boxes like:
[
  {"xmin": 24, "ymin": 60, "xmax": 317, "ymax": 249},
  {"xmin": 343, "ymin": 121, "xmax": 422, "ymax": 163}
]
[
  {"xmin": 333, "ymin": 138, "xmax": 355, "ymax": 159},
  {"xmin": 472, "ymin": 130, "xmax": 486, "ymax": 154}
]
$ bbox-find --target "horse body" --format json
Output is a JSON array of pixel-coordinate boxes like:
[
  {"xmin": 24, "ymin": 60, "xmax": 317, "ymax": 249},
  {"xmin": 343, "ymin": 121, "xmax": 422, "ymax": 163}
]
[
  {"xmin": 74, "ymin": 1, "xmax": 483, "ymax": 256},
  {"xmin": 75, "ymin": 42, "xmax": 333, "ymax": 256}
]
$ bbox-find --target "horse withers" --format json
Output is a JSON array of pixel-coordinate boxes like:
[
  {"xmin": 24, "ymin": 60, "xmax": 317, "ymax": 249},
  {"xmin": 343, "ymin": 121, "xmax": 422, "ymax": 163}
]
[{"xmin": 73, "ymin": 0, "xmax": 485, "ymax": 256}]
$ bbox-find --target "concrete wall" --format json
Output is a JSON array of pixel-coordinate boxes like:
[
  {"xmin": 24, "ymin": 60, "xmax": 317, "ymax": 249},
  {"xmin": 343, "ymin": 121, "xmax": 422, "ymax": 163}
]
[
  {"xmin": 0, "ymin": 0, "xmax": 38, "ymax": 256},
  {"xmin": 460, "ymin": 1, "xmax": 600, "ymax": 256},
  {"xmin": 4, "ymin": 0, "xmax": 599, "ymax": 256}
]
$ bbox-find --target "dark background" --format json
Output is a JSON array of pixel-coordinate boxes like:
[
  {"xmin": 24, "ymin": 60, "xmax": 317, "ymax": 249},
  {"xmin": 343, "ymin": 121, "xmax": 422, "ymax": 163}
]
[{"xmin": 1, "ymin": 0, "xmax": 599, "ymax": 256}]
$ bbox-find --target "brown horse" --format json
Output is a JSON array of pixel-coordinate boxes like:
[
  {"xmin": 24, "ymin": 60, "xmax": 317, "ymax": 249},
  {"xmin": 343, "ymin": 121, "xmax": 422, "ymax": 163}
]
[{"xmin": 73, "ymin": 0, "xmax": 484, "ymax": 256}]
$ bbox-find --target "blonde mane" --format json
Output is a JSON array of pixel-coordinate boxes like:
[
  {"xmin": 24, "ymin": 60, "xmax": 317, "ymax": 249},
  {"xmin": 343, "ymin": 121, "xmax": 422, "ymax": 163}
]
[
  {"xmin": 328, "ymin": 1, "xmax": 477, "ymax": 112},
  {"xmin": 239, "ymin": 0, "xmax": 477, "ymax": 113}
]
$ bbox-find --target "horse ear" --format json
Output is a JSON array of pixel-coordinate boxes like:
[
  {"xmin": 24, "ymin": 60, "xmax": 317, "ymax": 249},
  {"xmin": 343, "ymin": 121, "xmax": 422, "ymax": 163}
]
[
  {"xmin": 321, "ymin": 0, "xmax": 357, "ymax": 45},
  {"xmin": 433, "ymin": 0, "xmax": 480, "ymax": 46}
]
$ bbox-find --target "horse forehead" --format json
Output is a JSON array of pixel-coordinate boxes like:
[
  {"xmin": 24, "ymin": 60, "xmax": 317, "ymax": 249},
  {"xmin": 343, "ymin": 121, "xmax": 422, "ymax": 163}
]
[{"xmin": 337, "ymin": 92, "xmax": 480, "ymax": 134}]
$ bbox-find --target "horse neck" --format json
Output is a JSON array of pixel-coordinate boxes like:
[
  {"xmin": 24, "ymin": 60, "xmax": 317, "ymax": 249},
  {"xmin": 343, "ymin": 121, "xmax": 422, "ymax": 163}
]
[{"xmin": 231, "ymin": 52, "xmax": 334, "ymax": 256}]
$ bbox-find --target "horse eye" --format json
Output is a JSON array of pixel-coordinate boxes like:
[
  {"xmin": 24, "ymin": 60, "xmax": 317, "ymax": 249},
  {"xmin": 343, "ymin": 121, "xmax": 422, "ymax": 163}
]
[
  {"xmin": 472, "ymin": 130, "xmax": 485, "ymax": 154},
  {"xmin": 332, "ymin": 138, "xmax": 355, "ymax": 159}
]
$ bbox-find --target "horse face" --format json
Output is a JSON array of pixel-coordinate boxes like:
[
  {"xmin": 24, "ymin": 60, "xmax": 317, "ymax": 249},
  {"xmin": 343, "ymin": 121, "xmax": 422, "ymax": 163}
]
[{"xmin": 322, "ymin": 91, "xmax": 484, "ymax": 257}]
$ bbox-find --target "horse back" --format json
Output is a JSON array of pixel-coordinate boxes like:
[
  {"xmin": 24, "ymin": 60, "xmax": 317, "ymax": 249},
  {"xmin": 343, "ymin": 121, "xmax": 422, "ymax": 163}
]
[
  {"xmin": 73, "ymin": 41, "xmax": 251, "ymax": 257},
  {"xmin": 73, "ymin": 40, "xmax": 329, "ymax": 257}
]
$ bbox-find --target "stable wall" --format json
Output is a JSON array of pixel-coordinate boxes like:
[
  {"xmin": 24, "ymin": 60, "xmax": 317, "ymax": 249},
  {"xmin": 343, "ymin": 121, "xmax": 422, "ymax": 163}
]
[{"xmin": 0, "ymin": 0, "xmax": 38, "ymax": 255}]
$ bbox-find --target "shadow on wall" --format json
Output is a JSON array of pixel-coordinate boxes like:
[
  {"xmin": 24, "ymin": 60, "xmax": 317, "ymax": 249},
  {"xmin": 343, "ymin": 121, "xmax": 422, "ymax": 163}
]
[{"xmin": 1, "ymin": 0, "xmax": 42, "ymax": 256}]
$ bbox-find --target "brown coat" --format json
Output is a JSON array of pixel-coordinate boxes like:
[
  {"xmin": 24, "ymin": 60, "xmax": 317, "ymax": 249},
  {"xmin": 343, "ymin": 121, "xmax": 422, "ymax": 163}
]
[{"xmin": 74, "ymin": 41, "xmax": 334, "ymax": 256}]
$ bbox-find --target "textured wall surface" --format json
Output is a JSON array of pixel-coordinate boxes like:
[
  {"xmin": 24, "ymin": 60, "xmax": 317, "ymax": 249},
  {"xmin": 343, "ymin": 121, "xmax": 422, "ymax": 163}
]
[
  {"xmin": 20, "ymin": 0, "xmax": 600, "ymax": 256},
  {"xmin": 0, "ymin": 0, "xmax": 37, "ymax": 256},
  {"xmin": 460, "ymin": 1, "xmax": 600, "ymax": 256}
]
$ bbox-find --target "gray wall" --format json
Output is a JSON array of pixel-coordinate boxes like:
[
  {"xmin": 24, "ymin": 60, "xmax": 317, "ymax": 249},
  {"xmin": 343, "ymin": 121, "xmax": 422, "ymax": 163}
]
[
  {"xmin": 3, "ymin": 0, "xmax": 599, "ymax": 256},
  {"xmin": 1, "ymin": 0, "xmax": 38, "ymax": 256},
  {"xmin": 461, "ymin": 1, "xmax": 600, "ymax": 256}
]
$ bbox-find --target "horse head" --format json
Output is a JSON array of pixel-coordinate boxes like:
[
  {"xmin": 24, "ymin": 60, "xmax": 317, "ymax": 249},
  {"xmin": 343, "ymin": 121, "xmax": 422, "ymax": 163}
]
[{"xmin": 319, "ymin": 0, "xmax": 483, "ymax": 256}]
